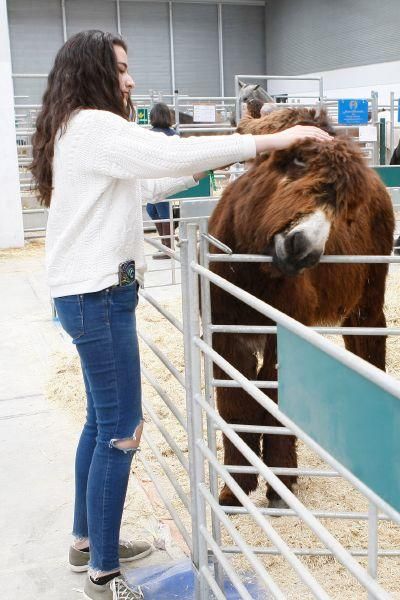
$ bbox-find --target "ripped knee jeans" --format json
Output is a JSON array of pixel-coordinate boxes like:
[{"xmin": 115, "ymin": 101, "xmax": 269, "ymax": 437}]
[{"xmin": 54, "ymin": 282, "xmax": 143, "ymax": 572}]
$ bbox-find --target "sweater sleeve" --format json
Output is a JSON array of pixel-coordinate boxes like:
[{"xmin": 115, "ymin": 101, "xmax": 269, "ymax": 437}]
[
  {"xmin": 80, "ymin": 110, "xmax": 256, "ymax": 180},
  {"xmin": 140, "ymin": 176, "xmax": 198, "ymax": 204}
]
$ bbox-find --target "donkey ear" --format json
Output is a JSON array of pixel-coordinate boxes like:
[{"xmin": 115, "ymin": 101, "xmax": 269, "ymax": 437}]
[
  {"xmin": 270, "ymin": 147, "xmax": 297, "ymax": 170},
  {"xmin": 254, "ymin": 84, "xmax": 260, "ymax": 90},
  {"xmin": 335, "ymin": 155, "xmax": 368, "ymax": 218},
  {"xmin": 238, "ymin": 80, "xmax": 245, "ymax": 88}
]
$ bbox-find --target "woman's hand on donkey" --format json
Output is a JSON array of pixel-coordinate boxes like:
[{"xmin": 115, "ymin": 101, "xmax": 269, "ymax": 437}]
[{"xmin": 255, "ymin": 125, "xmax": 333, "ymax": 154}]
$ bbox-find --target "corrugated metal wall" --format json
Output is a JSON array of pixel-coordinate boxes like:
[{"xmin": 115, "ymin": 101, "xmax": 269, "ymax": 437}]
[
  {"xmin": 222, "ymin": 4, "xmax": 266, "ymax": 96},
  {"xmin": 65, "ymin": 0, "xmax": 117, "ymax": 37},
  {"xmin": 266, "ymin": 0, "xmax": 400, "ymax": 75},
  {"xmin": 120, "ymin": 2, "xmax": 172, "ymax": 96},
  {"xmin": 173, "ymin": 3, "xmax": 220, "ymax": 96},
  {"xmin": 8, "ymin": 0, "xmax": 63, "ymax": 103},
  {"xmin": 8, "ymin": 0, "xmax": 266, "ymax": 104}
]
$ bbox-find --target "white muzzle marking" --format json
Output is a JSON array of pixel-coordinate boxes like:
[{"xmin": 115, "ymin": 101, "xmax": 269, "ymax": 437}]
[{"xmin": 275, "ymin": 209, "xmax": 331, "ymax": 262}]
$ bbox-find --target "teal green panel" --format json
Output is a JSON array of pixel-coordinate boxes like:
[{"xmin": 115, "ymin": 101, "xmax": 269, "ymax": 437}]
[
  {"xmin": 168, "ymin": 175, "xmax": 211, "ymax": 200},
  {"xmin": 374, "ymin": 166, "xmax": 400, "ymax": 187},
  {"xmin": 277, "ymin": 326, "xmax": 400, "ymax": 512}
]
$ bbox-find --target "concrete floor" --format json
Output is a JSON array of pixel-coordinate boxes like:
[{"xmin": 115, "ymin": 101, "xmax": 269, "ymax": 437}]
[{"xmin": 0, "ymin": 241, "xmax": 183, "ymax": 599}]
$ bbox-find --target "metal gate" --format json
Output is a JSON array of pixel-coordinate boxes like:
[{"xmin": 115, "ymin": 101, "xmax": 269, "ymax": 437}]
[{"xmin": 136, "ymin": 213, "xmax": 400, "ymax": 599}]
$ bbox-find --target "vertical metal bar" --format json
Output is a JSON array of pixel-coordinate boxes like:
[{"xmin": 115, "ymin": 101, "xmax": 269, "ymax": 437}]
[
  {"xmin": 116, "ymin": 0, "xmax": 121, "ymax": 35},
  {"xmin": 217, "ymin": 3, "xmax": 225, "ymax": 98},
  {"xmin": 379, "ymin": 118, "xmax": 386, "ymax": 165},
  {"xmin": 368, "ymin": 502, "xmax": 378, "ymax": 600},
  {"xmin": 179, "ymin": 221, "xmax": 199, "ymax": 569},
  {"xmin": 61, "ymin": 0, "xmax": 67, "ymax": 42},
  {"xmin": 174, "ymin": 89, "xmax": 180, "ymax": 133},
  {"xmin": 169, "ymin": 202, "xmax": 176, "ymax": 286},
  {"xmin": 371, "ymin": 91, "xmax": 379, "ymax": 165},
  {"xmin": 187, "ymin": 223, "xmax": 209, "ymax": 600},
  {"xmin": 168, "ymin": 2, "xmax": 176, "ymax": 96},
  {"xmin": 319, "ymin": 77, "xmax": 324, "ymax": 111},
  {"xmin": 235, "ymin": 75, "xmax": 240, "ymax": 126},
  {"xmin": 199, "ymin": 218, "xmax": 224, "ymax": 591},
  {"xmin": 390, "ymin": 91, "xmax": 395, "ymax": 156}
]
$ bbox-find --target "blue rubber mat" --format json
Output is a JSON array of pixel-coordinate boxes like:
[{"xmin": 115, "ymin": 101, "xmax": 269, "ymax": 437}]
[{"xmin": 124, "ymin": 558, "xmax": 268, "ymax": 599}]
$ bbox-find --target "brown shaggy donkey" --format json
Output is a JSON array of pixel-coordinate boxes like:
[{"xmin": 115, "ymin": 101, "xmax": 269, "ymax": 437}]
[{"xmin": 209, "ymin": 108, "xmax": 395, "ymax": 507}]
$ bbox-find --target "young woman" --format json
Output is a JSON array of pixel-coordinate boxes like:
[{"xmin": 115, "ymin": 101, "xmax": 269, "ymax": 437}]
[
  {"xmin": 30, "ymin": 30, "xmax": 331, "ymax": 600},
  {"xmin": 145, "ymin": 102, "xmax": 180, "ymax": 259}
]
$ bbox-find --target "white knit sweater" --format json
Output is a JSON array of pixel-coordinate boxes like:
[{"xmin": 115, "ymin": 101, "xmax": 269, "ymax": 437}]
[{"xmin": 46, "ymin": 109, "xmax": 256, "ymax": 297}]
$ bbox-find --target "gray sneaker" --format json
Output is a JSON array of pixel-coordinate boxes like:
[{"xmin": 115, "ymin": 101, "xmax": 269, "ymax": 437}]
[
  {"xmin": 69, "ymin": 540, "xmax": 153, "ymax": 572},
  {"xmin": 83, "ymin": 575, "xmax": 144, "ymax": 600}
]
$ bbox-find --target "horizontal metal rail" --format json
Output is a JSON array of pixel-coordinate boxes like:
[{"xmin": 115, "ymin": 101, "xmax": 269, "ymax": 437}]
[
  {"xmin": 142, "ymin": 430, "xmax": 190, "ymax": 512},
  {"xmin": 139, "ymin": 289, "xmax": 183, "ymax": 333},
  {"xmin": 141, "ymin": 366, "xmax": 186, "ymax": 430},
  {"xmin": 193, "ymin": 263, "xmax": 400, "ymax": 406},
  {"xmin": 137, "ymin": 452, "xmax": 191, "ymax": 550},
  {"xmin": 210, "ymin": 325, "xmax": 400, "ymax": 336},
  {"xmin": 199, "ymin": 566, "xmax": 226, "ymax": 600},
  {"xmin": 221, "ymin": 546, "xmax": 400, "ymax": 558},
  {"xmin": 226, "ymin": 424, "xmax": 290, "ymax": 435},
  {"xmin": 142, "ymin": 397, "xmax": 189, "ymax": 473},
  {"xmin": 208, "ymin": 253, "xmax": 400, "ymax": 264},
  {"xmin": 144, "ymin": 237, "xmax": 180, "ymax": 261},
  {"xmin": 223, "ymin": 506, "xmax": 391, "ymax": 521},
  {"xmin": 197, "ymin": 406, "xmax": 392, "ymax": 599},
  {"xmin": 138, "ymin": 330, "xmax": 185, "ymax": 388},
  {"xmin": 200, "ymin": 524, "xmax": 269, "ymax": 600},
  {"xmin": 195, "ymin": 331, "xmax": 399, "ymax": 526},
  {"xmin": 225, "ymin": 466, "xmax": 339, "ymax": 477},
  {"xmin": 198, "ymin": 440, "xmax": 331, "ymax": 600},
  {"xmin": 212, "ymin": 379, "xmax": 278, "ymax": 389},
  {"xmin": 199, "ymin": 484, "xmax": 287, "ymax": 599}
]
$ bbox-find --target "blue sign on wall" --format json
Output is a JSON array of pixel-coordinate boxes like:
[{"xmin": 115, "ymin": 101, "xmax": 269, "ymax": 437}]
[
  {"xmin": 398, "ymin": 100, "xmax": 400, "ymax": 123},
  {"xmin": 338, "ymin": 99, "xmax": 369, "ymax": 125}
]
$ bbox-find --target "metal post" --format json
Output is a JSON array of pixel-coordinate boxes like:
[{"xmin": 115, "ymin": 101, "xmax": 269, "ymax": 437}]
[
  {"xmin": 371, "ymin": 91, "xmax": 379, "ymax": 165},
  {"xmin": 174, "ymin": 89, "xmax": 180, "ymax": 132},
  {"xmin": 234, "ymin": 75, "xmax": 240, "ymax": 126},
  {"xmin": 61, "ymin": 0, "xmax": 67, "ymax": 42},
  {"xmin": 184, "ymin": 223, "xmax": 209, "ymax": 599},
  {"xmin": 367, "ymin": 502, "xmax": 378, "ymax": 600},
  {"xmin": 168, "ymin": 202, "xmax": 177, "ymax": 286},
  {"xmin": 318, "ymin": 77, "xmax": 324, "ymax": 111},
  {"xmin": 379, "ymin": 118, "xmax": 386, "ymax": 165},
  {"xmin": 168, "ymin": 2, "xmax": 176, "ymax": 98},
  {"xmin": 217, "ymin": 3, "xmax": 225, "ymax": 99},
  {"xmin": 179, "ymin": 222, "xmax": 200, "ymax": 570},
  {"xmin": 116, "ymin": 0, "xmax": 121, "ymax": 35},
  {"xmin": 199, "ymin": 218, "xmax": 224, "ymax": 591},
  {"xmin": 390, "ymin": 91, "xmax": 395, "ymax": 156}
]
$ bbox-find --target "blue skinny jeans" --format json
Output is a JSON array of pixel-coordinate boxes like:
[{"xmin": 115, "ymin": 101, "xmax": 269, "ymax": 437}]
[
  {"xmin": 54, "ymin": 283, "xmax": 142, "ymax": 572},
  {"xmin": 146, "ymin": 201, "xmax": 170, "ymax": 221}
]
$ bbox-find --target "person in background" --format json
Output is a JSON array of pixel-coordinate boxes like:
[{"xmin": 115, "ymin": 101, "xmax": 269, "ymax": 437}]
[{"xmin": 146, "ymin": 102, "xmax": 178, "ymax": 259}]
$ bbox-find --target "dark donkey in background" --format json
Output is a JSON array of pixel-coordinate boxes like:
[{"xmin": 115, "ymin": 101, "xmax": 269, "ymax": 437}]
[{"xmin": 208, "ymin": 107, "xmax": 394, "ymax": 507}]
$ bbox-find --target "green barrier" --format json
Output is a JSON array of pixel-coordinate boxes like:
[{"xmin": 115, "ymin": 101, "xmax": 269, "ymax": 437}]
[
  {"xmin": 168, "ymin": 175, "xmax": 211, "ymax": 200},
  {"xmin": 374, "ymin": 165, "xmax": 400, "ymax": 187},
  {"xmin": 278, "ymin": 326, "xmax": 400, "ymax": 513}
]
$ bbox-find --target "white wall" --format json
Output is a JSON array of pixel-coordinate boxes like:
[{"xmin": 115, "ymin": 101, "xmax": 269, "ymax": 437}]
[
  {"xmin": 267, "ymin": 59, "xmax": 400, "ymax": 107},
  {"xmin": 0, "ymin": 0, "xmax": 24, "ymax": 248}
]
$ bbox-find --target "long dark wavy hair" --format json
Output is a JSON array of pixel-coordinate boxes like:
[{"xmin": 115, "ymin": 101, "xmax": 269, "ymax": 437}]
[{"xmin": 30, "ymin": 30, "xmax": 134, "ymax": 207}]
